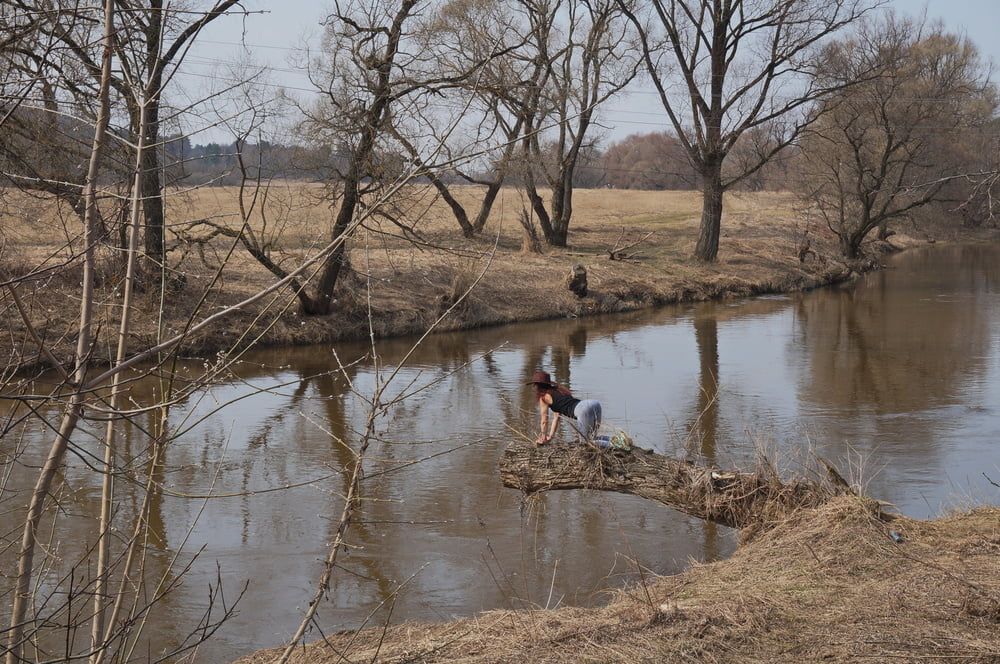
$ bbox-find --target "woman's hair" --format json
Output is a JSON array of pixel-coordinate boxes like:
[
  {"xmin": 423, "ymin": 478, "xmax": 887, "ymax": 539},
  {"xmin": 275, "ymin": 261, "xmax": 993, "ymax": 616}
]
[{"xmin": 534, "ymin": 382, "xmax": 573, "ymax": 399}]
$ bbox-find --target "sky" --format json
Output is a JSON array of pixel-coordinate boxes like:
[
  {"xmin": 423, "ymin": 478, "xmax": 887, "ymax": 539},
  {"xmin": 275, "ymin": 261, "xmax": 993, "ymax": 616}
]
[{"xmin": 181, "ymin": 0, "xmax": 1000, "ymax": 145}]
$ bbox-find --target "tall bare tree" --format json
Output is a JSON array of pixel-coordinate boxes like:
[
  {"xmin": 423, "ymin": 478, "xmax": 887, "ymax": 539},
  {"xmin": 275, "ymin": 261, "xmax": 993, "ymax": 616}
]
[
  {"xmin": 114, "ymin": 0, "xmax": 247, "ymax": 265},
  {"xmin": 521, "ymin": 0, "xmax": 639, "ymax": 247},
  {"xmin": 217, "ymin": 0, "xmax": 506, "ymax": 314},
  {"xmin": 276, "ymin": 0, "xmax": 423, "ymax": 315},
  {"xmin": 620, "ymin": 0, "xmax": 874, "ymax": 261}
]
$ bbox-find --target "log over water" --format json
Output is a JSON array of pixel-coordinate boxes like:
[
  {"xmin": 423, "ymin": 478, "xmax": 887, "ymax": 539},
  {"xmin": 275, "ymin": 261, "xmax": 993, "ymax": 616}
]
[{"xmin": 499, "ymin": 443, "xmax": 846, "ymax": 531}]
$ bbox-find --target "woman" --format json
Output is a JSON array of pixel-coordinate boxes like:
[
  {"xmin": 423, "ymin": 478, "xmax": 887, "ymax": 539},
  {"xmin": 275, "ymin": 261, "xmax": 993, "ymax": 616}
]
[{"xmin": 526, "ymin": 370, "xmax": 602, "ymax": 445}]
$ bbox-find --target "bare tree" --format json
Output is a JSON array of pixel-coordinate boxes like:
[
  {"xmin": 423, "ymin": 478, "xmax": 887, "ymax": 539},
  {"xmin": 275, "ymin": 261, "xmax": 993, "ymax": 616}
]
[
  {"xmin": 800, "ymin": 15, "xmax": 996, "ymax": 258},
  {"xmin": 215, "ymin": 0, "xmax": 506, "ymax": 315},
  {"xmin": 268, "ymin": 0, "xmax": 424, "ymax": 316},
  {"xmin": 397, "ymin": 0, "xmax": 636, "ymax": 246},
  {"xmin": 520, "ymin": 0, "xmax": 639, "ymax": 247},
  {"xmin": 386, "ymin": 0, "xmax": 528, "ymax": 238},
  {"xmin": 620, "ymin": 0, "xmax": 875, "ymax": 261},
  {"xmin": 2, "ymin": 0, "xmax": 249, "ymax": 269},
  {"xmin": 113, "ymin": 0, "xmax": 247, "ymax": 265}
]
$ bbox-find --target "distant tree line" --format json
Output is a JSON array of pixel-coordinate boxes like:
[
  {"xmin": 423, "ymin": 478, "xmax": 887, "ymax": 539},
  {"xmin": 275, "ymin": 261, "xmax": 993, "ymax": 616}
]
[
  {"xmin": 174, "ymin": 129, "xmax": 801, "ymax": 192},
  {"xmin": 163, "ymin": 137, "xmax": 343, "ymax": 186}
]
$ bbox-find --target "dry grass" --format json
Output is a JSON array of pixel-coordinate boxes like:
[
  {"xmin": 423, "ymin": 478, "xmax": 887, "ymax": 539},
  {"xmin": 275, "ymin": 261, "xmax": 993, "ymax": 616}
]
[
  {"xmin": 1, "ymin": 184, "xmax": 993, "ymax": 370},
  {"xmin": 234, "ymin": 496, "xmax": 1000, "ymax": 663}
]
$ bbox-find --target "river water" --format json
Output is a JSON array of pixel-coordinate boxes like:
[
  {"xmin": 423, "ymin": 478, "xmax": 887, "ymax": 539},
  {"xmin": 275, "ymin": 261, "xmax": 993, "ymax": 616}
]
[{"xmin": 3, "ymin": 244, "xmax": 999, "ymax": 662}]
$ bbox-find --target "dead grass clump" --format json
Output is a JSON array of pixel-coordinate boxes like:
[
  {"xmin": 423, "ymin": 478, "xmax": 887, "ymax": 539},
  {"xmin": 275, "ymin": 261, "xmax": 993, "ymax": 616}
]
[
  {"xmin": 234, "ymin": 497, "xmax": 1000, "ymax": 663},
  {"xmin": 960, "ymin": 535, "xmax": 1000, "ymax": 557},
  {"xmin": 963, "ymin": 592, "xmax": 1000, "ymax": 622},
  {"xmin": 608, "ymin": 280, "xmax": 659, "ymax": 304},
  {"xmin": 519, "ymin": 208, "xmax": 543, "ymax": 254}
]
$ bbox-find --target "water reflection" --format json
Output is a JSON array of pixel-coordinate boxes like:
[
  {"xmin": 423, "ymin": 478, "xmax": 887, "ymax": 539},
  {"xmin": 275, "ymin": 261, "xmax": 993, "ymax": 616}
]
[
  {"xmin": 788, "ymin": 246, "xmax": 995, "ymax": 509},
  {"xmin": 691, "ymin": 311, "xmax": 721, "ymax": 561},
  {"xmin": 794, "ymin": 272, "xmax": 989, "ymax": 415},
  {"xmin": 3, "ymin": 245, "xmax": 999, "ymax": 662},
  {"xmin": 691, "ymin": 311, "xmax": 720, "ymax": 464}
]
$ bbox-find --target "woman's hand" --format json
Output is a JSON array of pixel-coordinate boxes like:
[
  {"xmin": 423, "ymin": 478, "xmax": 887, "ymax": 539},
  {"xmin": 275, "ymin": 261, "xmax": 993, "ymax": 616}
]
[{"xmin": 534, "ymin": 434, "xmax": 550, "ymax": 446}]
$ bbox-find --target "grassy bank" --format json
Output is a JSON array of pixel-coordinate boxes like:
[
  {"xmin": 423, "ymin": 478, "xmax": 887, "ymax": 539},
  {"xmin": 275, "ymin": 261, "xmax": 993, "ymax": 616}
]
[
  {"xmin": 2, "ymin": 185, "xmax": 996, "ymax": 369},
  {"xmin": 235, "ymin": 495, "xmax": 1000, "ymax": 663}
]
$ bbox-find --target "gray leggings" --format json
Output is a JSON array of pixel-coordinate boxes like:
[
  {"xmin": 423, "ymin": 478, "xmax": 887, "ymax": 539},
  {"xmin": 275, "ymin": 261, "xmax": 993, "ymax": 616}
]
[{"xmin": 571, "ymin": 400, "xmax": 602, "ymax": 440}]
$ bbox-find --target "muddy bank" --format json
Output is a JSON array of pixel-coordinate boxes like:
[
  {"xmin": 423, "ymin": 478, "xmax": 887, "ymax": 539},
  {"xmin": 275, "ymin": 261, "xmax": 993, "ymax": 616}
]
[{"xmin": 234, "ymin": 495, "xmax": 1000, "ymax": 663}]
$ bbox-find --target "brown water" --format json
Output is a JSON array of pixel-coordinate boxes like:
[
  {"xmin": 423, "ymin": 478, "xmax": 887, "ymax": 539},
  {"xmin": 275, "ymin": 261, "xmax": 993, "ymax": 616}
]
[{"xmin": 3, "ymin": 244, "xmax": 1000, "ymax": 662}]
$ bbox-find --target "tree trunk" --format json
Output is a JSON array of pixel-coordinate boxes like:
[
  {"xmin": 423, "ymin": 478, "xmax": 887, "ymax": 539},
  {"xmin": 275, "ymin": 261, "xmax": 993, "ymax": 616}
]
[
  {"xmin": 472, "ymin": 182, "xmax": 503, "ymax": 233},
  {"xmin": 539, "ymin": 180, "xmax": 568, "ymax": 247},
  {"xmin": 841, "ymin": 234, "xmax": 861, "ymax": 259},
  {"xmin": 548, "ymin": 170, "xmax": 573, "ymax": 247},
  {"xmin": 499, "ymin": 443, "xmax": 842, "ymax": 531},
  {"xmin": 429, "ymin": 174, "xmax": 475, "ymax": 237},
  {"xmin": 694, "ymin": 163, "xmax": 724, "ymax": 262},
  {"xmin": 524, "ymin": 178, "xmax": 555, "ymax": 244},
  {"xmin": 140, "ymin": 85, "xmax": 164, "ymax": 265},
  {"xmin": 391, "ymin": 128, "xmax": 476, "ymax": 237},
  {"xmin": 876, "ymin": 220, "xmax": 894, "ymax": 241},
  {"xmin": 90, "ymin": 93, "xmax": 149, "ymax": 658},
  {"xmin": 308, "ymin": 196, "xmax": 355, "ymax": 316}
]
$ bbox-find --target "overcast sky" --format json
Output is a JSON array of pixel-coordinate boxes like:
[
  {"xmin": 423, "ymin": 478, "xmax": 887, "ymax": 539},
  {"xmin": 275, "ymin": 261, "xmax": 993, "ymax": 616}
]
[{"xmin": 181, "ymin": 0, "xmax": 1000, "ymax": 144}]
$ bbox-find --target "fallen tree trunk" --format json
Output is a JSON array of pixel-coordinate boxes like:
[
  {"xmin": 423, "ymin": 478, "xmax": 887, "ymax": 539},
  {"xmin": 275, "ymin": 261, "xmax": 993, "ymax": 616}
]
[{"xmin": 499, "ymin": 443, "xmax": 848, "ymax": 531}]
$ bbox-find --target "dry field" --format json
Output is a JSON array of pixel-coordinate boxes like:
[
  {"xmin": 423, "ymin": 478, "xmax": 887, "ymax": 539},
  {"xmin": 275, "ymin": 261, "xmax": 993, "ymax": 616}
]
[
  {"xmin": 0, "ymin": 183, "xmax": 982, "ymax": 369},
  {"xmin": 236, "ymin": 495, "xmax": 1000, "ymax": 663}
]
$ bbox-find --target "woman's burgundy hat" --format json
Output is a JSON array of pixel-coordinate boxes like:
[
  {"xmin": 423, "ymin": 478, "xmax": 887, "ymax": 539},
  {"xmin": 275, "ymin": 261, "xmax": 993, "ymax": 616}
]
[{"xmin": 525, "ymin": 370, "xmax": 556, "ymax": 387}]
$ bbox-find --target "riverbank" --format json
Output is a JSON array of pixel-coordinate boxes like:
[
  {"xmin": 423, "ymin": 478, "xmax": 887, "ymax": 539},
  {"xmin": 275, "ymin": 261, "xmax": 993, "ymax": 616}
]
[
  {"xmin": 235, "ymin": 495, "xmax": 1000, "ymax": 662},
  {"xmin": 3, "ymin": 186, "xmax": 997, "ymax": 370}
]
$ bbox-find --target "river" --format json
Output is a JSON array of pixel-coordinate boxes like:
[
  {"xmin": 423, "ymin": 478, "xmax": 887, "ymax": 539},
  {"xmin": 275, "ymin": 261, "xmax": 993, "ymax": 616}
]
[{"xmin": 2, "ymin": 244, "xmax": 999, "ymax": 662}]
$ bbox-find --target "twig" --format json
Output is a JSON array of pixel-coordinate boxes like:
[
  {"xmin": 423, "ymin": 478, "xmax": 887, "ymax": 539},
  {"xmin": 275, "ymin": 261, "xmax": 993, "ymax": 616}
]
[{"xmin": 608, "ymin": 226, "xmax": 655, "ymax": 260}]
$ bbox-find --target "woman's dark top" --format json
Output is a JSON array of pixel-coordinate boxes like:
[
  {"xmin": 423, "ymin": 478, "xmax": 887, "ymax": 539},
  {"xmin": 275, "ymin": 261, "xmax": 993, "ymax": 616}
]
[{"xmin": 549, "ymin": 391, "xmax": 580, "ymax": 419}]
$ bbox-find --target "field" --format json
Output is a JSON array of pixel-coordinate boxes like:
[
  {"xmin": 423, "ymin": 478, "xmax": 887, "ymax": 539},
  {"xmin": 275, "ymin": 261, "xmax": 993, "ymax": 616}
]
[{"xmin": 0, "ymin": 184, "xmax": 984, "ymax": 369}]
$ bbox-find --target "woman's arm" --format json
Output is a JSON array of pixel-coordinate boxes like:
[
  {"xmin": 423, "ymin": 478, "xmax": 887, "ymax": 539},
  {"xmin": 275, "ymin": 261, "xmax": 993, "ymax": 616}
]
[
  {"xmin": 536, "ymin": 398, "xmax": 549, "ymax": 445},
  {"xmin": 546, "ymin": 411, "xmax": 561, "ymax": 442},
  {"xmin": 536, "ymin": 394, "xmax": 558, "ymax": 445}
]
